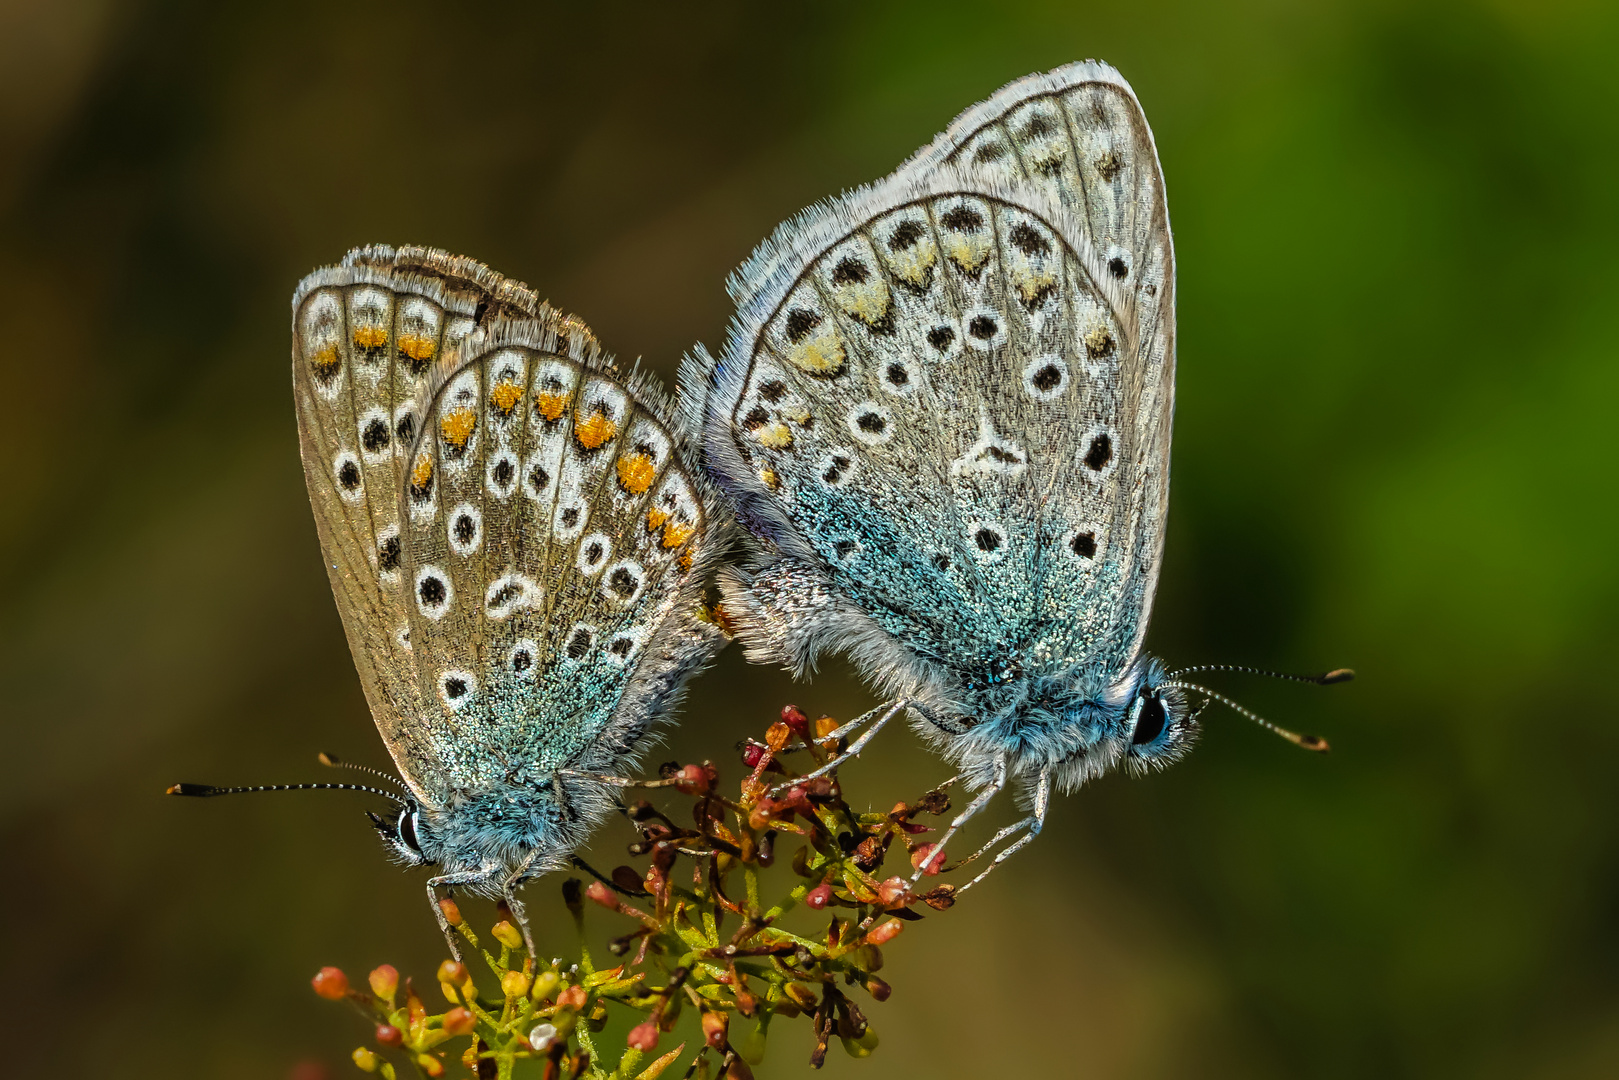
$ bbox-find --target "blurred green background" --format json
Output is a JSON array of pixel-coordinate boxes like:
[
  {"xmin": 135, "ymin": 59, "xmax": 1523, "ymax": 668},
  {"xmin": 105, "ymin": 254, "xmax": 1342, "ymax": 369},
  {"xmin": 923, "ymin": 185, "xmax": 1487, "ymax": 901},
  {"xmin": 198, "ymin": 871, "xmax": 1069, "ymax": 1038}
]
[{"xmin": 3, "ymin": 0, "xmax": 1616, "ymax": 1076}]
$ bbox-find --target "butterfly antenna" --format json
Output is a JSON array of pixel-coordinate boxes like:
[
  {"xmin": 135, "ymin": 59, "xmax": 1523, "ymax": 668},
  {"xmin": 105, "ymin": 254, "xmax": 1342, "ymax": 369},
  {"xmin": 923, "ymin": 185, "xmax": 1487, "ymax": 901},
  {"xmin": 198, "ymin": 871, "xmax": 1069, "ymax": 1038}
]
[
  {"xmin": 165, "ymin": 781, "xmax": 407, "ymax": 803},
  {"xmin": 317, "ymin": 751, "xmax": 407, "ymax": 788},
  {"xmin": 1168, "ymin": 664, "xmax": 1355, "ymax": 685},
  {"xmin": 1160, "ymin": 681, "xmax": 1331, "ymax": 753}
]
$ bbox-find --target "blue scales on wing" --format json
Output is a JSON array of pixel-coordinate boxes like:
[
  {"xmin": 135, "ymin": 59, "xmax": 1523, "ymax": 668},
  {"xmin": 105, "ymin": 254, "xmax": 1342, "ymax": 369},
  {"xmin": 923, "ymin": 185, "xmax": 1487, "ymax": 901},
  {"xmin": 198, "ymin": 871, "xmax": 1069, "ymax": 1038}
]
[
  {"xmin": 700, "ymin": 167, "xmax": 1147, "ymax": 720},
  {"xmin": 903, "ymin": 60, "xmax": 1178, "ymax": 673},
  {"xmin": 397, "ymin": 319, "xmax": 725, "ymax": 807}
]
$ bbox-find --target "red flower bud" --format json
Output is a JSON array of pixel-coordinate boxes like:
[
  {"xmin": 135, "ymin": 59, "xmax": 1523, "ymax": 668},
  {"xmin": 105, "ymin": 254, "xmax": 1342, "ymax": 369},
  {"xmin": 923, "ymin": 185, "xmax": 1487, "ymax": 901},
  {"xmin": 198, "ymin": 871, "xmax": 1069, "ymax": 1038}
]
[
  {"xmin": 376, "ymin": 1024, "xmax": 403, "ymax": 1047},
  {"xmin": 747, "ymin": 800, "xmax": 775, "ymax": 831},
  {"xmin": 368, "ymin": 964, "xmax": 399, "ymax": 1001},
  {"xmin": 675, "ymin": 763, "xmax": 711, "ymax": 794},
  {"xmin": 864, "ymin": 976, "xmax": 891, "ymax": 1002},
  {"xmin": 781, "ymin": 705, "xmax": 811, "ymax": 738},
  {"xmin": 804, "ymin": 882, "xmax": 833, "ymax": 910},
  {"xmin": 585, "ymin": 881, "xmax": 620, "ymax": 911},
  {"xmin": 557, "ymin": 985, "xmax": 587, "ymax": 1011},
  {"xmin": 742, "ymin": 743, "xmax": 766, "ymax": 768},
  {"xmin": 438, "ymin": 897, "xmax": 463, "ymax": 926},
  {"xmin": 437, "ymin": 960, "xmax": 469, "ymax": 986},
  {"xmin": 311, "ymin": 967, "xmax": 349, "ymax": 1000},
  {"xmin": 867, "ymin": 919, "xmax": 904, "ymax": 945},
  {"xmin": 442, "ymin": 1007, "xmax": 475, "ymax": 1036},
  {"xmin": 626, "ymin": 1020, "xmax": 659, "ymax": 1051},
  {"xmin": 701, "ymin": 1010, "xmax": 729, "ymax": 1048},
  {"xmin": 876, "ymin": 876, "xmax": 909, "ymax": 906},
  {"xmin": 910, "ymin": 843, "xmax": 945, "ymax": 876}
]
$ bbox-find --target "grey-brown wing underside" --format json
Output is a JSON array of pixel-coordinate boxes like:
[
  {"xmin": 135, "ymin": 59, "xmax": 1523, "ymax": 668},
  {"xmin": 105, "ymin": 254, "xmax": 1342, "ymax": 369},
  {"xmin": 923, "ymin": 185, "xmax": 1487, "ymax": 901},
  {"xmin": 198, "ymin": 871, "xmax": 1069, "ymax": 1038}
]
[
  {"xmin": 397, "ymin": 322, "xmax": 727, "ymax": 796},
  {"xmin": 700, "ymin": 168, "xmax": 1156, "ymax": 692},
  {"xmin": 902, "ymin": 61, "xmax": 1176, "ymax": 668},
  {"xmin": 290, "ymin": 246, "xmax": 597, "ymax": 806}
]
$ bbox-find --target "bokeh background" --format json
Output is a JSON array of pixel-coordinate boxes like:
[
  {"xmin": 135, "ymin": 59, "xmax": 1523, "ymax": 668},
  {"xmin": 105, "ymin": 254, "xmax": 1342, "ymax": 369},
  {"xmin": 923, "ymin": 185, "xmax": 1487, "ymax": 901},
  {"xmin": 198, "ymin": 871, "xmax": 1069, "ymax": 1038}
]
[{"xmin": 3, "ymin": 0, "xmax": 1617, "ymax": 1076}]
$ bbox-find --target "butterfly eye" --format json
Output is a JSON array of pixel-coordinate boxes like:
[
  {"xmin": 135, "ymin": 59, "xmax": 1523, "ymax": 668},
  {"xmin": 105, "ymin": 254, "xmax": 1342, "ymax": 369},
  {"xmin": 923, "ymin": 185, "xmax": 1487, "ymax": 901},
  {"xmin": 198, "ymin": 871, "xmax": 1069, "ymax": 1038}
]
[
  {"xmin": 396, "ymin": 806, "xmax": 422, "ymax": 854},
  {"xmin": 1131, "ymin": 692, "xmax": 1167, "ymax": 746}
]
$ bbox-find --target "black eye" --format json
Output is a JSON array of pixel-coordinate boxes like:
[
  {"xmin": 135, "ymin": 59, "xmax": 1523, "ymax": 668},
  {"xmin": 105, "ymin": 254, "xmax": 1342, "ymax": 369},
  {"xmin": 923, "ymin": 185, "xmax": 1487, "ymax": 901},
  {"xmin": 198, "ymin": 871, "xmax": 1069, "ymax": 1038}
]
[
  {"xmin": 397, "ymin": 807, "xmax": 421, "ymax": 853},
  {"xmin": 1132, "ymin": 693, "xmax": 1167, "ymax": 746}
]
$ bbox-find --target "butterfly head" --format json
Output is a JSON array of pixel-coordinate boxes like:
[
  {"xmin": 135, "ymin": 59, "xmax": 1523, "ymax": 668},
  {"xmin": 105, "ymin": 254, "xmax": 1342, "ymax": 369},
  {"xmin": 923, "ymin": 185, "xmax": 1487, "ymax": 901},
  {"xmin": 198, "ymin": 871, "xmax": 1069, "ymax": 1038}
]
[
  {"xmin": 1119, "ymin": 669, "xmax": 1201, "ymax": 775},
  {"xmin": 366, "ymin": 779, "xmax": 605, "ymax": 887},
  {"xmin": 369, "ymin": 801, "xmax": 435, "ymax": 867}
]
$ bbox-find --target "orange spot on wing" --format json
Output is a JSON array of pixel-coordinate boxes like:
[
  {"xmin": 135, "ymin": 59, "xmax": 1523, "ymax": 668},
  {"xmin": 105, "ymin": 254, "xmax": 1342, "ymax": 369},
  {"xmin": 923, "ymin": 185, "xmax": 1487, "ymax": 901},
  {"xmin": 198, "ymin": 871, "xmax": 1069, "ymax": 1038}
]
[
  {"xmin": 353, "ymin": 326, "xmax": 387, "ymax": 349},
  {"xmin": 489, "ymin": 381, "xmax": 523, "ymax": 415},
  {"xmin": 440, "ymin": 408, "xmax": 476, "ymax": 448},
  {"xmin": 679, "ymin": 552, "xmax": 694, "ymax": 571},
  {"xmin": 310, "ymin": 346, "xmax": 340, "ymax": 380},
  {"xmin": 410, "ymin": 454, "xmax": 434, "ymax": 491},
  {"xmin": 616, "ymin": 453, "xmax": 656, "ymax": 495},
  {"xmin": 760, "ymin": 468, "xmax": 779, "ymax": 490},
  {"xmin": 398, "ymin": 334, "xmax": 436, "ymax": 363},
  {"xmin": 646, "ymin": 507, "xmax": 670, "ymax": 532},
  {"xmin": 535, "ymin": 392, "xmax": 568, "ymax": 422},
  {"xmin": 661, "ymin": 521, "xmax": 695, "ymax": 549},
  {"xmin": 575, "ymin": 411, "xmax": 617, "ymax": 450}
]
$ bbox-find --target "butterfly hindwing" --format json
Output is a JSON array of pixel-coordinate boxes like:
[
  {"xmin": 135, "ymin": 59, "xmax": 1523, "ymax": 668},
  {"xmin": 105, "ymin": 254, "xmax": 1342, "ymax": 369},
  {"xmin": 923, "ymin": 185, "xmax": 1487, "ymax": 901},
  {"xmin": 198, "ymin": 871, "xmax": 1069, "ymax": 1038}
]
[
  {"xmin": 703, "ymin": 160, "xmax": 1160, "ymax": 699},
  {"xmin": 401, "ymin": 322, "xmax": 723, "ymax": 795}
]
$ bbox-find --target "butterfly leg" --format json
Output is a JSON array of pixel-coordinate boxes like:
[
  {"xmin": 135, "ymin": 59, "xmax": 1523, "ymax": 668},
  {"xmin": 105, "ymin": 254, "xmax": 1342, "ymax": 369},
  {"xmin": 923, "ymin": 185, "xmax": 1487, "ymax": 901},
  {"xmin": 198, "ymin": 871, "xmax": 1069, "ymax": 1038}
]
[
  {"xmin": 427, "ymin": 870, "xmax": 492, "ymax": 961},
  {"xmin": 767, "ymin": 697, "xmax": 910, "ymax": 795},
  {"xmin": 952, "ymin": 767, "xmax": 1051, "ymax": 896},
  {"xmin": 904, "ymin": 755, "xmax": 1008, "ymax": 889},
  {"xmin": 560, "ymin": 770, "xmax": 686, "ymax": 789}
]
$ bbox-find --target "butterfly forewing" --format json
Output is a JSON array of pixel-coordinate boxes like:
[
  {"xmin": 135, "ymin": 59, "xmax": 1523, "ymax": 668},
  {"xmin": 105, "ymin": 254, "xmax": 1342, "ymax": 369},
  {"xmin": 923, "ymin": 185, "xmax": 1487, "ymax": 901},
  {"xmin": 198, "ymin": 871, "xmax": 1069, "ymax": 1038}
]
[
  {"xmin": 401, "ymin": 323, "xmax": 718, "ymax": 794},
  {"xmin": 906, "ymin": 61, "xmax": 1176, "ymax": 669}
]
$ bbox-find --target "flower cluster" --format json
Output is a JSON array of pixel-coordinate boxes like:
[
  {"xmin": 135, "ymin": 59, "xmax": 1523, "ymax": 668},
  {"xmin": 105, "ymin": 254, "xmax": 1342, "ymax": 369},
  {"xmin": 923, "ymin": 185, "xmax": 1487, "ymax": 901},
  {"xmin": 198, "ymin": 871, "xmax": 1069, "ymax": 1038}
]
[{"xmin": 315, "ymin": 705, "xmax": 960, "ymax": 1078}]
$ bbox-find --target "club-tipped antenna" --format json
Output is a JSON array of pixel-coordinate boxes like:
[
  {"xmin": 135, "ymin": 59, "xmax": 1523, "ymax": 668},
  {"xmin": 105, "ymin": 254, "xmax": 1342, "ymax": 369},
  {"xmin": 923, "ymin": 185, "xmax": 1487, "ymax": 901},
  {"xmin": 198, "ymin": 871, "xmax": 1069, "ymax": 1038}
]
[
  {"xmin": 1160, "ymin": 681, "xmax": 1331, "ymax": 753},
  {"xmin": 166, "ymin": 781, "xmax": 407, "ymax": 803},
  {"xmin": 1168, "ymin": 664, "xmax": 1355, "ymax": 685},
  {"xmin": 318, "ymin": 752, "xmax": 407, "ymax": 788}
]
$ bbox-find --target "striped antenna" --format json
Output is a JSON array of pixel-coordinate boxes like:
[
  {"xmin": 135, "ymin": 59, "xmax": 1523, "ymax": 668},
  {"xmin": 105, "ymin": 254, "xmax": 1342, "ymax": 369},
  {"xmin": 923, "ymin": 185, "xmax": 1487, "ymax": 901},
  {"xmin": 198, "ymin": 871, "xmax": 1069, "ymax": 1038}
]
[
  {"xmin": 1160, "ymin": 682, "xmax": 1331, "ymax": 753},
  {"xmin": 318, "ymin": 752, "xmax": 408, "ymax": 788},
  {"xmin": 166, "ymin": 781, "xmax": 407, "ymax": 803},
  {"xmin": 1168, "ymin": 664, "xmax": 1354, "ymax": 685}
]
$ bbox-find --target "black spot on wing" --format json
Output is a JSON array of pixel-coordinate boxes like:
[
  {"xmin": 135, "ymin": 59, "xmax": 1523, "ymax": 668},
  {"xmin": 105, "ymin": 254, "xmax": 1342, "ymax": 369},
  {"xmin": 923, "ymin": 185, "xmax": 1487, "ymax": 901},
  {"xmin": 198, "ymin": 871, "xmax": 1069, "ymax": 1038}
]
[
  {"xmin": 567, "ymin": 627, "xmax": 593, "ymax": 660},
  {"xmin": 940, "ymin": 206, "xmax": 984, "ymax": 233},
  {"xmin": 831, "ymin": 257, "xmax": 869, "ymax": 285},
  {"xmin": 1008, "ymin": 223, "xmax": 1050, "ymax": 257},
  {"xmin": 887, "ymin": 220, "xmax": 925, "ymax": 250},
  {"xmin": 1085, "ymin": 435, "xmax": 1113, "ymax": 471},
  {"xmin": 784, "ymin": 309, "xmax": 821, "ymax": 344},
  {"xmin": 362, "ymin": 419, "xmax": 389, "ymax": 453}
]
